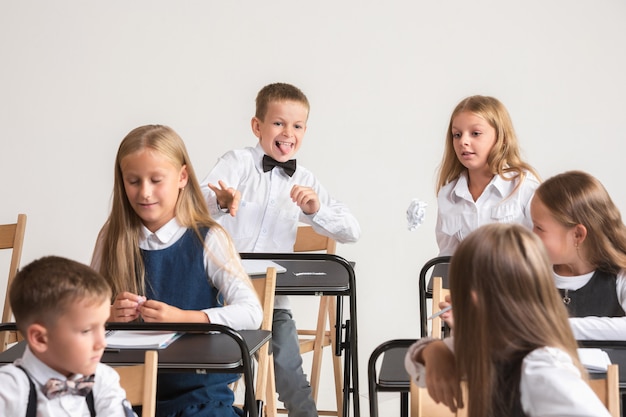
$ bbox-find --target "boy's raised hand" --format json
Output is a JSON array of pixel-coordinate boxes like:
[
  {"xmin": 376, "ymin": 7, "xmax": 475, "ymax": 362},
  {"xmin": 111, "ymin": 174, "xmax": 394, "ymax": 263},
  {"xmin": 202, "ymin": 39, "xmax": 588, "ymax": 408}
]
[
  {"xmin": 208, "ymin": 180, "xmax": 241, "ymax": 217},
  {"xmin": 291, "ymin": 185, "xmax": 320, "ymax": 215}
]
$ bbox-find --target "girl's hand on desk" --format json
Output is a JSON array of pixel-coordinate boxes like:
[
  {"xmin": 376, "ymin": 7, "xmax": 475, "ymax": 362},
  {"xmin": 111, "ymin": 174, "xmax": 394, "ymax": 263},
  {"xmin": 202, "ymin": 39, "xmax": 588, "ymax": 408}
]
[
  {"xmin": 422, "ymin": 340, "xmax": 463, "ymax": 413},
  {"xmin": 139, "ymin": 300, "xmax": 209, "ymax": 323},
  {"xmin": 110, "ymin": 292, "xmax": 143, "ymax": 322}
]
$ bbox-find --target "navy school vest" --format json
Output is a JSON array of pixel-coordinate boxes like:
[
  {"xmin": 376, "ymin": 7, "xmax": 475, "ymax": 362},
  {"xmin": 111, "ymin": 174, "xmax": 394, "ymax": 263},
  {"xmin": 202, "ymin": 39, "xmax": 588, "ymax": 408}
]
[
  {"xmin": 558, "ymin": 270, "xmax": 625, "ymax": 318},
  {"xmin": 141, "ymin": 227, "xmax": 239, "ymax": 416}
]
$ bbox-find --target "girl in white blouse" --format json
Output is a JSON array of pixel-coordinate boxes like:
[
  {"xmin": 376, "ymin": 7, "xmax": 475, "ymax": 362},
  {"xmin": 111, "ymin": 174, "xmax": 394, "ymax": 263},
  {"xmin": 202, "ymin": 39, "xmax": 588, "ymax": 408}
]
[
  {"xmin": 435, "ymin": 95, "xmax": 540, "ymax": 256},
  {"xmin": 405, "ymin": 223, "xmax": 610, "ymax": 417}
]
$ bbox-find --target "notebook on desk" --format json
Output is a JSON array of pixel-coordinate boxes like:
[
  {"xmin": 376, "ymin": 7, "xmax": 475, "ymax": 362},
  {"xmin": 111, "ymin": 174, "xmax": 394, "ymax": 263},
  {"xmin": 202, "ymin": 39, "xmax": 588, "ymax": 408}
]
[
  {"xmin": 241, "ymin": 259, "xmax": 287, "ymax": 276},
  {"xmin": 577, "ymin": 348, "xmax": 612, "ymax": 372},
  {"xmin": 106, "ymin": 330, "xmax": 181, "ymax": 349}
]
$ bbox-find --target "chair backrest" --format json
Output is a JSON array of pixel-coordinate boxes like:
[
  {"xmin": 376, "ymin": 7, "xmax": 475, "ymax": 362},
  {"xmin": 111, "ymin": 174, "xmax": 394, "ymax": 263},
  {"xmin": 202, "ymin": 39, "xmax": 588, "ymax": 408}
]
[
  {"xmin": 588, "ymin": 364, "xmax": 620, "ymax": 417},
  {"xmin": 1, "ymin": 213, "xmax": 27, "ymax": 351},
  {"xmin": 418, "ymin": 256, "xmax": 451, "ymax": 338},
  {"xmin": 250, "ymin": 267, "xmax": 277, "ymax": 415},
  {"xmin": 293, "ymin": 225, "xmax": 336, "ymax": 254},
  {"xmin": 251, "ymin": 267, "xmax": 277, "ymax": 336},
  {"xmin": 431, "ymin": 276, "xmax": 450, "ymax": 339},
  {"xmin": 114, "ymin": 350, "xmax": 158, "ymax": 417}
]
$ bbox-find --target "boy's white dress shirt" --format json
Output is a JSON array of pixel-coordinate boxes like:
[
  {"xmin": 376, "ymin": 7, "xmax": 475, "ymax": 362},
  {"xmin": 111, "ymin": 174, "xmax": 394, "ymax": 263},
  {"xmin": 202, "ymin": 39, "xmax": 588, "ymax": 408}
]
[
  {"xmin": 436, "ymin": 171, "xmax": 539, "ymax": 256},
  {"xmin": 0, "ymin": 346, "xmax": 129, "ymax": 417},
  {"xmin": 201, "ymin": 144, "xmax": 361, "ymax": 309}
]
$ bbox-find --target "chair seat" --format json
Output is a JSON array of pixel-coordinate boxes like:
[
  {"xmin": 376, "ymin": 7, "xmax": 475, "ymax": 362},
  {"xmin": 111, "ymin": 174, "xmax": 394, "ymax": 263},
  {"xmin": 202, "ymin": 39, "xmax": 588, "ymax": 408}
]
[{"xmin": 378, "ymin": 347, "xmax": 410, "ymax": 390}]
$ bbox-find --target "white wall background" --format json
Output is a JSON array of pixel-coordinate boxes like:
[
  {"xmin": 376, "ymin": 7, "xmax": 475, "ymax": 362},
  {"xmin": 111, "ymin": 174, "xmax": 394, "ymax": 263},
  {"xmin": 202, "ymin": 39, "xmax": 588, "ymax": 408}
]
[{"xmin": 1, "ymin": 1, "xmax": 625, "ymax": 415}]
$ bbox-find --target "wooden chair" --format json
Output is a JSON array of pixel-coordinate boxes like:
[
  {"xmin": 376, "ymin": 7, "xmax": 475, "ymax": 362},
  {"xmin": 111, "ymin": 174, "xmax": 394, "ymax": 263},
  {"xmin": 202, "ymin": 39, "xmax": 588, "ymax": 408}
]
[
  {"xmin": 114, "ymin": 350, "xmax": 158, "ymax": 417},
  {"xmin": 368, "ymin": 256, "xmax": 451, "ymax": 417},
  {"xmin": 409, "ymin": 364, "xmax": 620, "ymax": 417},
  {"xmin": 589, "ymin": 364, "xmax": 620, "ymax": 417},
  {"xmin": 410, "ymin": 380, "xmax": 467, "ymax": 417},
  {"xmin": 250, "ymin": 267, "xmax": 278, "ymax": 417},
  {"xmin": 292, "ymin": 225, "xmax": 343, "ymax": 416},
  {"xmin": 431, "ymin": 276, "xmax": 450, "ymax": 339},
  {"xmin": 1, "ymin": 213, "xmax": 27, "ymax": 352}
]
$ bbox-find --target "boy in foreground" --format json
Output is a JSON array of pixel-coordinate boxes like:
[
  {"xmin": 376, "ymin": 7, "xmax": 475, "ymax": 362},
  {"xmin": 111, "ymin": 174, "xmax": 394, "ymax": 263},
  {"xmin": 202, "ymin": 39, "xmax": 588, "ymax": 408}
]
[{"xmin": 0, "ymin": 256, "xmax": 132, "ymax": 416}]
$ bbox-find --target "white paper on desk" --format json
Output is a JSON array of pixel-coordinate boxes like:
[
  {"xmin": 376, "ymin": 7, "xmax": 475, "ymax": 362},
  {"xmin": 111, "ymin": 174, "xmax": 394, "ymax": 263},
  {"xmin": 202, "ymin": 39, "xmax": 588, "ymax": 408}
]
[
  {"xmin": 241, "ymin": 259, "xmax": 287, "ymax": 276},
  {"xmin": 577, "ymin": 348, "xmax": 612, "ymax": 372},
  {"xmin": 106, "ymin": 330, "xmax": 181, "ymax": 349}
]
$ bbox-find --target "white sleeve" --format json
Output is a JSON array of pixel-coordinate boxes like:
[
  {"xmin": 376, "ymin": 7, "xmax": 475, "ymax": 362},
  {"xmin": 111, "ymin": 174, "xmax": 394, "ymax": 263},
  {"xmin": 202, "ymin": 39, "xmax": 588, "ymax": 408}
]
[
  {"xmin": 569, "ymin": 271, "xmax": 626, "ymax": 340},
  {"xmin": 520, "ymin": 347, "xmax": 611, "ymax": 417},
  {"xmin": 435, "ymin": 209, "xmax": 458, "ymax": 257},
  {"xmin": 202, "ymin": 227, "xmax": 263, "ymax": 330},
  {"xmin": 404, "ymin": 337, "xmax": 455, "ymax": 387},
  {"xmin": 94, "ymin": 363, "xmax": 132, "ymax": 416},
  {"xmin": 301, "ymin": 175, "xmax": 361, "ymax": 244},
  {"xmin": 0, "ymin": 365, "xmax": 29, "ymax": 417},
  {"xmin": 200, "ymin": 151, "xmax": 244, "ymax": 218}
]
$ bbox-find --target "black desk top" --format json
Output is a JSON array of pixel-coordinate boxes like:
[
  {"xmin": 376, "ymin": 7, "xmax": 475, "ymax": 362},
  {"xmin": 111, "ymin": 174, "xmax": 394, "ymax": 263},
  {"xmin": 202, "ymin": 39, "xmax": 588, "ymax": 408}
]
[
  {"xmin": 0, "ymin": 328, "xmax": 271, "ymax": 373},
  {"xmin": 240, "ymin": 253, "xmax": 355, "ymax": 296}
]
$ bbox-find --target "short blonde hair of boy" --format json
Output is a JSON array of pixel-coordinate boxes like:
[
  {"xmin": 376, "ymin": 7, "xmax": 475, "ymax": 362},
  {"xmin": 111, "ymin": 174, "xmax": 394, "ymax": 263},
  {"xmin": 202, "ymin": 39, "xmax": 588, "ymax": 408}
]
[
  {"xmin": 436, "ymin": 95, "xmax": 540, "ymax": 194},
  {"xmin": 255, "ymin": 82, "xmax": 310, "ymax": 121},
  {"xmin": 534, "ymin": 170, "xmax": 626, "ymax": 274},
  {"xmin": 10, "ymin": 256, "xmax": 111, "ymax": 334},
  {"xmin": 450, "ymin": 223, "xmax": 583, "ymax": 417}
]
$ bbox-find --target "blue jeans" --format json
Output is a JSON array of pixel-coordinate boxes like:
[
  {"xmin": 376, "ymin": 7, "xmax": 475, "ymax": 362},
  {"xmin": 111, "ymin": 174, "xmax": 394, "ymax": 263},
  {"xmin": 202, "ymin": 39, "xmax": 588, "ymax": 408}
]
[{"xmin": 273, "ymin": 309, "xmax": 318, "ymax": 417}]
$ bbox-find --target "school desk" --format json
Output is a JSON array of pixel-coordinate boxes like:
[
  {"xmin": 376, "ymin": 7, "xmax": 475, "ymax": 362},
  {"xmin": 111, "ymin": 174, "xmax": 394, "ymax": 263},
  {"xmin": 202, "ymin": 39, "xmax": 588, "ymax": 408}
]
[
  {"xmin": 578, "ymin": 340, "xmax": 626, "ymax": 392},
  {"xmin": 0, "ymin": 322, "xmax": 271, "ymax": 417},
  {"xmin": 239, "ymin": 252, "xmax": 359, "ymax": 417}
]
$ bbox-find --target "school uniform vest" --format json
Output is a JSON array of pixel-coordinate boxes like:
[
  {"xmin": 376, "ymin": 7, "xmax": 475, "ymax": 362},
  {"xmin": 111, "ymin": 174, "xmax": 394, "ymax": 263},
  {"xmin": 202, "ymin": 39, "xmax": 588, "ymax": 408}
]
[
  {"xmin": 558, "ymin": 270, "xmax": 625, "ymax": 318},
  {"xmin": 141, "ymin": 227, "xmax": 240, "ymax": 417},
  {"xmin": 493, "ymin": 357, "xmax": 527, "ymax": 417}
]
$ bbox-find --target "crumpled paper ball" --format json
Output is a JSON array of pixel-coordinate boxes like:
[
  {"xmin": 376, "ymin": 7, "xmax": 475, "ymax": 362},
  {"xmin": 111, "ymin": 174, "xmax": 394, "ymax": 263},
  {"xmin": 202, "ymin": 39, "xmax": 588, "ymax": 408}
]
[{"xmin": 407, "ymin": 199, "xmax": 427, "ymax": 231}]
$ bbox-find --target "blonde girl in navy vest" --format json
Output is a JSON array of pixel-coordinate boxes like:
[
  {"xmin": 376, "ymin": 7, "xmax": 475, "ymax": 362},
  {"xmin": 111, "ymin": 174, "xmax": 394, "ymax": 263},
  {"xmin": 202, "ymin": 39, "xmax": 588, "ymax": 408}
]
[
  {"xmin": 531, "ymin": 170, "xmax": 626, "ymax": 340},
  {"xmin": 91, "ymin": 125, "xmax": 262, "ymax": 417}
]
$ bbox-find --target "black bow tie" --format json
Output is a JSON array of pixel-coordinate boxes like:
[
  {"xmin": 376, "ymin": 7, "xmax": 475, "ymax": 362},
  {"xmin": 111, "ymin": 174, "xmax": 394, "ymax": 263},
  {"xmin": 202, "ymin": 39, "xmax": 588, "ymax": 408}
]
[{"xmin": 262, "ymin": 155, "xmax": 297, "ymax": 177}]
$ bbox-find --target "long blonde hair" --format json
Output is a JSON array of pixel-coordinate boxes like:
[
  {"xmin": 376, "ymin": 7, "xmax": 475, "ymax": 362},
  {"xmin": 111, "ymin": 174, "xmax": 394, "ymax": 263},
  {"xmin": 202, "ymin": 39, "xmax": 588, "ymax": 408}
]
[
  {"xmin": 451, "ymin": 223, "xmax": 584, "ymax": 417},
  {"xmin": 436, "ymin": 95, "xmax": 540, "ymax": 194},
  {"xmin": 96, "ymin": 124, "xmax": 241, "ymax": 296},
  {"xmin": 534, "ymin": 170, "xmax": 626, "ymax": 274}
]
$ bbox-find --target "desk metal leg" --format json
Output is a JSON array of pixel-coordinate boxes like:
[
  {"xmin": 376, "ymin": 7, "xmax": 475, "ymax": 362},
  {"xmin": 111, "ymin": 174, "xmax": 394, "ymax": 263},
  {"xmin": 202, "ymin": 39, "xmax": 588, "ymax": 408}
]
[
  {"xmin": 342, "ymin": 319, "xmax": 352, "ymax": 417},
  {"xmin": 349, "ymin": 271, "xmax": 361, "ymax": 417}
]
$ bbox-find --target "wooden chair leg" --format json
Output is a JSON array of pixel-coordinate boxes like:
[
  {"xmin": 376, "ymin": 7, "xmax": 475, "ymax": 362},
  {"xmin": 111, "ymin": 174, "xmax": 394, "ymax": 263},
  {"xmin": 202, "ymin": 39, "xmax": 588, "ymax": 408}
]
[
  {"xmin": 265, "ymin": 356, "xmax": 278, "ymax": 417},
  {"xmin": 309, "ymin": 296, "xmax": 330, "ymax": 401}
]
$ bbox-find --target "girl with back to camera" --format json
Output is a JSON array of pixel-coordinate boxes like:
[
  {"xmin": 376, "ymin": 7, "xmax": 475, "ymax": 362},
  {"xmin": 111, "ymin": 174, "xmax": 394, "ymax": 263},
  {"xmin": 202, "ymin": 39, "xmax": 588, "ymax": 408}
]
[
  {"xmin": 531, "ymin": 170, "xmax": 626, "ymax": 340},
  {"xmin": 435, "ymin": 95, "xmax": 541, "ymax": 256},
  {"xmin": 91, "ymin": 124, "xmax": 262, "ymax": 417},
  {"xmin": 405, "ymin": 223, "xmax": 611, "ymax": 417}
]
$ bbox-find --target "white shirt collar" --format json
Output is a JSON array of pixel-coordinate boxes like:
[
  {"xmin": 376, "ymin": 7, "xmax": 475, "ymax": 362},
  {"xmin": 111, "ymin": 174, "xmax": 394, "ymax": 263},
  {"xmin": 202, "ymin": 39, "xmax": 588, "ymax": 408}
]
[
  {"xmin": 452, "ymin": 171, "xmax": 516, "ymax": 200},
  {"xmin": 139, "ymin": 218, "xmax": 186, "ymax": 250}
]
